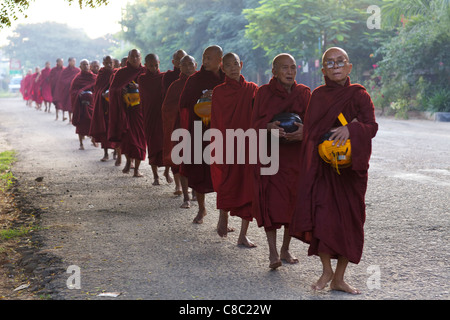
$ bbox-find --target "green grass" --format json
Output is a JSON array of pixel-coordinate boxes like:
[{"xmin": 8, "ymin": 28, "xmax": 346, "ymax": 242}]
[
  {"xmin": 0, "ymin": 226, "xmax": 32, "ymax": 240},
  {"xmin": 0, "ymin": 150, "xmax": 16, "ymax": 190}
]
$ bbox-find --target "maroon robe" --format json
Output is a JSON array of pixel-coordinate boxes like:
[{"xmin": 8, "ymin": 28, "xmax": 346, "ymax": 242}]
[
  {"xmin": 290, "ymin": 76, "xmax": 378, "ymax": 264},
  {"xmin": 162, "ymin": 73, "xmax": 189, "ymax": 172},
  {"xmin": 89, "ymin": 66, "xmax": 117, "ymax": 149},
  {"xmin": 251, "ymin": 77, "xmax": 311, "ymax": 231},
  {"xmin": 137, "ymin": 70, "xmax": 165, "ymax": 166},
  {"xmin": 53, "ymin": 66, "xmax": 81, "ymax": 112},
  {"xmin": 108, "ymin": 61, "xmax": 147, "ymax": 160},
  {"xmin": 162, "ymin": 67, "xmax": 181, "ymax": 96},
  {"xmin": 179, "ymin": 66, "xmax": 225, "ymax": 194},
  {"xmin": 210, "ymin": 75, "xmax": 258, "ymax": 221},
  {"xmin": 40, "ymin": 67, "xmax": 52, "ymax": 103},
  {"xmin": 70, "ymin": 71, "xmax": 97, "ymax": 136},
  {"xmin": 31, "ymin": 72, "xmax": 43, "ymax": 104},
  {"xmin": 50, "ymin": 66, "xmax": 65, "ymax": 107}
]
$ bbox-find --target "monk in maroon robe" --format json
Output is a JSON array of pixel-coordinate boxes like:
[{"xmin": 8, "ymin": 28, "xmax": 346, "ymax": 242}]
[
  {"xmin": 162, "ymin": 55, "xmax": 197, "ymax": 207},
  {"xmin": 90, "ymin": 56, "xmax": 118, "ymax": 161},
  {"xmin": 31, "ymin": 67, "xmax": 43, "ymax": 110},
  {"xmin": 108, "ymin": 49, "xmax": 147, "ymax": 177},
  {"xmin": 138, "ymin": 53, "xmax": 171, "ymax": 184},
  {"xmin": 70, "ymin": 59, "xmax": 97, "ymax": 150},
  {"xmin": 290, "ymin": 47, "xmax": 378, "ymax": 294},
  {"xmin": 49, "ymin": 58, "xmax": 65, "ymax": 116},
  {"xmin": 162, "ymin": 49, "xmax": 187, "ymax": 96},
  {"xmin": 40, "ymin": 62, "xmax": 53, "ymax": 113},
  {"xmin": 53, "ymin": 57, "xmax": 80, "ymax": 123},
  {"xmin": 211, "ymin": 52, "xmax": 258, "ymax": 246},
  {"xmin": 251, "ymin": 53, "xmax": 311, "ymax": 269},
  {"xmin": 179, "ymin": 45, "xmax": 225, "ymax": 224}
]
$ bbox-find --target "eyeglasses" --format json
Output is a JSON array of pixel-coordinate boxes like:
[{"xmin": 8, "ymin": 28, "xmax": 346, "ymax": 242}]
[{"xmin": 324, "ymin": 60, "xmax": 347, "ymax": 69}]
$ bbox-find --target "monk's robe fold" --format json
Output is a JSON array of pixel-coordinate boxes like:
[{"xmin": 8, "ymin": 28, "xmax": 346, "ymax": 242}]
[
  {"xmin": 162, "ymin": 72, "xmax": 188, "ymax": 171},
  {"xmin": 251, "ymin": 77, "xmax": 311, "ymax": 231},
  {"xmin": 40, "ymin": 67, "xmax": 52, "ymax": 103},
  {"xmin": 179, "ymin": 66, "xmax": 225, "ymax": 194},
  {"xmin": 162, "ymin": 67, "xmax": 180, "ymax": 97},
  {"xmin": 70, "ymin": 71, "xmax": 97, "ymax": 136},
  {"xmin": 289, "ymin": 76, "xmax": 378, "ymax": 264},
  {"xmin": 210, "ymin": 75, "xmax": 258, "ymax": 221},
  {"xmin": 31, "ymin": 72, "xmax": 43, "ymax": 104},
  {"xmin": 89, "ymin": 67, "xmax": 116, "ymax": 149},
  {"xmin": 53, "ymin": 66, "xmax": 81, "ymax": 112},
  {"xmin": 108, "ymin": 62, "xmax": 147, "ymax": 160},
  {"xmin": 50, "ymin": 66, "xmax": 64, "ymax": 107},
  {"xmin": 138, "ymin": 70, "xmax": 165, "ymax": 166}
]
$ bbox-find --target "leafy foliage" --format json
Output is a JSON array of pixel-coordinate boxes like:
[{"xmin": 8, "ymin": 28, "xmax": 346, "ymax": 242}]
[{"xmin": 0, "ymin": 0, "xmax": 108, "ymax": 29}]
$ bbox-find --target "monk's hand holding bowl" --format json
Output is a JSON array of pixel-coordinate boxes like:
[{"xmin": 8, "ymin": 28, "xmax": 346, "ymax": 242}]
[
  {"xmin": 267, "ymin": 120, "xmax": 285, "ymax": 138},
  {"xmin": 329, "ymin": 125, "xmax": 350, "ymax": 147},
  {"xmin": 200, "ymin": 89, "xmax": 213, "ymax": 100},
  {"xmin": 284, "ymin": 122, "xmax": 303, "ymax": 142}
]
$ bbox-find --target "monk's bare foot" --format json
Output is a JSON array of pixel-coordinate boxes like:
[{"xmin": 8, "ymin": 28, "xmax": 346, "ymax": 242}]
[
  {"xmin": 63, "ymin": 117, "xmax": 67, "ymax": 121},
  {"xmin": 311, "ymin": 271, "xmax": 334, "ymax": 291},
  {"xmin": 180, "ymin": 201, "xmax": 191, "ymax": 209},
  {"xmin": 101, "ymin": 156, "xmax": 109, "ymax": 162},
  {"xmin": 164, "ymin": 172, "xmax": 173, "ymax": 183},
  {"xmin": 79, "ymin": 145, "xmax": 84, "ymax": 150},
  {"xmin": 174, "ymin": 190, "xmax": 182, "ymax": 196},
  {"xmin": 122, "ymin": 166, "xmax": 130, "ymax": 174},
  {"xmin": 152, "ymin": 178, "xmax": 160, "ymax": 186},
  {"xmin": 238, "ymin": 236, "xmax": 257, "ymax": 248},
  {"xmin": 330, "ymin": 279, "xmax": 361, "ymax": 295},
  {"xmin": 193, "ymin": 209, "xmax": 206, "ymax": 224},
  {"xmin": 280, "ymin": 250, "xmax": 299, "ymax": 264},
  {"xmin": 217, "ymin": 212, "xmax": 229, "ymax": 237},
  {"xmin": 115, "ymin": 158, "xmax": 121, "ymax": 167},
  {"xmin": 269, "ymin": 259, "xmax": 282, "ymax": 270},
  {"xmin": 133, "ymin": 171, "xmax": 143, "ymax": 178}
]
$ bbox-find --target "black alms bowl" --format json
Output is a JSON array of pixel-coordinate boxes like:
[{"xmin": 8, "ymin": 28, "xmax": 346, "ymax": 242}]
[{"xmin": 271, "ymin": 112, "xmax": 302, "ymax": 133}]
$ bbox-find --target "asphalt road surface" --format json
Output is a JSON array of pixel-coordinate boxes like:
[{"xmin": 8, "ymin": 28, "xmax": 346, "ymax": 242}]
[{"xmin": 0, "ymin": 97, "xmax": 449, "ymax": 301}]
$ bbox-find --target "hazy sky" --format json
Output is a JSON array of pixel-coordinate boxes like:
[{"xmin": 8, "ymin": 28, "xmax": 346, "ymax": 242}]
[{"xmin": 0, "ymin": 0, "xmax": 134, "ymax": 46}]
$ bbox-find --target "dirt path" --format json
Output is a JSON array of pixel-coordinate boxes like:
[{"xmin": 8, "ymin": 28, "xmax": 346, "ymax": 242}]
[{"xmin": 0, "ymin": 97, "xmax": 449, "ymax": 301}]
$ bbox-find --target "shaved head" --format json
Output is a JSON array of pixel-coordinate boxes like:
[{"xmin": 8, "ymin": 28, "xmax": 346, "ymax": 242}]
[
  {"xmin": 144, "ymin": 53, "xmax": 160, "ymax": 73},
  {"xmin": 272, "ymin": 53, "xmax": 295, "ymax": 69},
  {"xmin": 322, "ymin": 47, "xmax": 350, "ymax": 64},
  {"xmin": 202, "ymin": 45, "xmax": 223, "ymax": 72},
  {"xmin": 145, "ymin": 53, "xmax": 160, "ymax": 64}
]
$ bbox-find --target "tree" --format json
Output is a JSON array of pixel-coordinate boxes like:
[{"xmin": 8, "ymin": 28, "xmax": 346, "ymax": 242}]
[
  {"xmin": 0, "ymin": 0, "xmax": 108, "ymax": 29},
  {"xmin": 375, "ymin": 0, "xmax": 450, "ymax": 116},
  {"xmin": 120, "ymin": 0, "xmax": 268, "ymax": 83},
  {"xmin": 3, "ymin": 22, "xmax": 117, "ymax": 70}
]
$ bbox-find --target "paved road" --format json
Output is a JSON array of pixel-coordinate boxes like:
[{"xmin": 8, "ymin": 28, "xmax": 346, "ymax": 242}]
[{"xmin": 0, "ymin": 97, "xmax": 449, "ymax": 301}]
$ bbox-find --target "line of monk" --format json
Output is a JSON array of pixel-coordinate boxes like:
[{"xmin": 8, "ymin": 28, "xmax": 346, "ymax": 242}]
[{"xmin": 19, "ymin": 46, "xmax": 377, "ymax": 295}]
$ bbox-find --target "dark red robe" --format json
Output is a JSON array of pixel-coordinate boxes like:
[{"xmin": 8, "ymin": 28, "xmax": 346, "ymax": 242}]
[
  {"xmin": 53, "ymin": 66, "xmax": 81, "ymax": 112},
  {"xmin": 40, "ymin": 67, "xmax": 52, "ymax": 103},
  {"xmin": 22, "ymin": 74, "xmax": 33, "ymax": 101},
  {"xmin": 138, "ymin": 70, "xmax": 165, "ymax": 166},
  {"xmin": 89, "ymin": 66, "xmax": 117, "ymax": 149},
  {"xmin": 162, "ymin": 73, "xmax": 189, "ymax": 172},
  {"xmin": 50, "ymin": 66, "xmax": 65, "ymax": 107},
  {"xmin": 289, "ymin": 76, "xmax": 378, "ymax": 264},
  {"xmin": 31, "ymin": 72, "xmax": 43, "ymax": 104},
  {"xmin": 70, "ymin": 71, "xmax": 97, "ymax": 136},
  {"xmin": 108, "ymin": 62, "xmax": 147, "ymax": 160},
  {"xmin": 162, "ymin": 67, "xmax": 180, "ymax": 96},
  {"xmin": 210, "ymin": 75, "xmax": 258, "ymax": 221},
  {"xmin": 179, "ymin": 66, "xmax": 225, "ymax": 194},
  {"xmin": 251, "ymin": 77, "xmax": 311, "ymax": 231}
]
